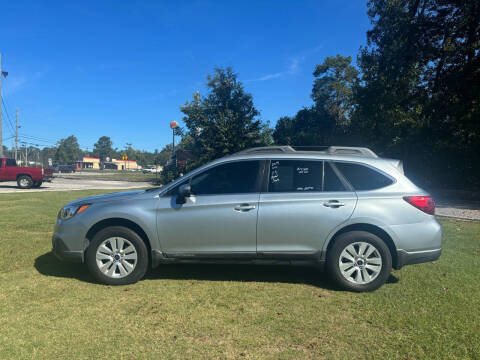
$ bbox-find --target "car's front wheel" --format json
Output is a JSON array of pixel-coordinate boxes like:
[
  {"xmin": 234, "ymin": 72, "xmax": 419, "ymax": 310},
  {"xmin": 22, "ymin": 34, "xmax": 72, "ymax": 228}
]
[
  {"xmin": 327, "ymin": 231, "xmax": 392, "ymax": 292},
  {"xmin": 85, "ymin": 226, "xmax": 149, "ymax": 285}
]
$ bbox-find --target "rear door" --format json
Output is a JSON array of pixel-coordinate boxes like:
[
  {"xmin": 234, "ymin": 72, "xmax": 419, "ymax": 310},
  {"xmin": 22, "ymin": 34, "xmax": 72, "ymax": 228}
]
[{"xmin": 257, "ymin": 159, "xmax": 357, "ymax": 255}]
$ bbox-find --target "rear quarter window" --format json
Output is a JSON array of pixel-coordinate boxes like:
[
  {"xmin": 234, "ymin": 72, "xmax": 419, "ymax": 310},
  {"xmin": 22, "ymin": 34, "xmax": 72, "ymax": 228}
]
[{"xmin": 334, "ymin": 162, "xmax": 394, "ymax": 190}]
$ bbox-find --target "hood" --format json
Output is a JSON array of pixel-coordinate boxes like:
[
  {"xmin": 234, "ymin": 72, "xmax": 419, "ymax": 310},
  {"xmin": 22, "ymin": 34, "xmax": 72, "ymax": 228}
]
[{"xmin": 69, "ymin": 190, "xmax": 145, "ymax": 206}]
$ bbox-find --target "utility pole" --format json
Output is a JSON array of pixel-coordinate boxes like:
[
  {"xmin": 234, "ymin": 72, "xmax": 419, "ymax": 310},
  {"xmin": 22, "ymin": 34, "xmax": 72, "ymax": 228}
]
[
  {"xmin": 15, "ymin": 108, "xmax": 19, "ymax": 161},
  {"xmin": 0, "ymin": 53, "xmax": 3, "ymax": 157},
  {"xmin": 0, "ymin": 54, "xmax": 9, "ymax": 157},
  {"xmin": 0, "ymin": 53, "xmax": 8, "ymax": 157}
]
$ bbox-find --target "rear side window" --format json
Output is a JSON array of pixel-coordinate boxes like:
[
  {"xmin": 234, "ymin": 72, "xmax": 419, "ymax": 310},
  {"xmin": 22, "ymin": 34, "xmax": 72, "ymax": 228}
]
[
  {"xmin": 334, "ymin": 162, "xmax": 393, "ymax": 190},
  {"xmin": 6, "ymin": 159, "xmax": 16, "ymax": 167},
  {"xmin": 324, "ymin": 163, "xmax": 346, "ymax": 191},
  {"xmin": 268, "ymin": 160, "xmax": 346, "ymax": 192}
]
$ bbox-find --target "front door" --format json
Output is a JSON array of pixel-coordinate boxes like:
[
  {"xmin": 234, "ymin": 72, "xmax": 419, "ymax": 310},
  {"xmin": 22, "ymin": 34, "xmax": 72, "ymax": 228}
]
[
  {"xmin": 257, "ymin": 159, "xmax": 357, "ymax": 255},
  {"xmin": 156, "ymin": 160, "xmax": 264, "ymax": 256}
]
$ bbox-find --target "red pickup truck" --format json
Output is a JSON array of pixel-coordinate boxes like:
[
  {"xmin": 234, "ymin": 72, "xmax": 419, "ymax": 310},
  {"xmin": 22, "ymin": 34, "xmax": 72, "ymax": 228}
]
[{"xmin": 0, "ymin": 158, "xmax": 53, "ymax": 189}]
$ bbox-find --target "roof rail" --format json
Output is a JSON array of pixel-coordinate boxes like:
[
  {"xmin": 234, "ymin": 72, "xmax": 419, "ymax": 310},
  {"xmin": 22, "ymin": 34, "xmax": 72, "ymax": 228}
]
[
  {"xmin": 325, "ymin": 146, "xmax": 378, "ymax": 158},
  {"xmin": 233, "ymin": 146, "xmax": 295, "ymax": 155},
  {"xmin": 232, "ymin": 145, "xmax": 378, "ymax": 158}
]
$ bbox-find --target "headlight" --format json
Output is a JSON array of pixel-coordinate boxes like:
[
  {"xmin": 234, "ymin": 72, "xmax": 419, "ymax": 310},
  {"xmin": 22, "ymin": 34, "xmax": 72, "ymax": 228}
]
[{"xmin": 59, "ymin": 204, "xmax": 90, "ymax": 220}]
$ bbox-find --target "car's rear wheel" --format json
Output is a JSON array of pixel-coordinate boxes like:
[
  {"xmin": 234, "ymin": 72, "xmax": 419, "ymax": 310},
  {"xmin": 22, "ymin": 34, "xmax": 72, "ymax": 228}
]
[
  {"xmin": 85, "ymin": 226, "xmax": 148, "ymax": 285},
  {"xmin": 17, "ymin": 175, "xmax": 33, "ymax": 189},
  {"xmin": 327, "ymin": 231, "xmax": 392, "ymax": 292}
]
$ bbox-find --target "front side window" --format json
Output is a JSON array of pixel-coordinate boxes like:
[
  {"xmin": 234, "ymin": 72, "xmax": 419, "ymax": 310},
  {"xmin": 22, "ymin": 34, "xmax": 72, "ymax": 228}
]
[
  {"xmin": 268, "ymin": 160, "xmax": 346, "ymax": 192},
  {"xmin": 334, "ymin": 162, "xmax": 394, "ymax": 190},
  {"xmin": 189, "ymin": 160, "xmax": 261, "ymax": 195}
]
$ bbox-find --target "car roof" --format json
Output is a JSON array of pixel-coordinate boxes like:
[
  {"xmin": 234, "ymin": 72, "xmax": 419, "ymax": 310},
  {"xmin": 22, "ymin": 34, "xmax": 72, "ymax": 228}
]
[
  {"xmin": 200, "ymin": 146, "xmax": 402, "ymax": 176},
  {"xmin": 222, "ymin": 146, "xmax": 382, "ymax": 164}
]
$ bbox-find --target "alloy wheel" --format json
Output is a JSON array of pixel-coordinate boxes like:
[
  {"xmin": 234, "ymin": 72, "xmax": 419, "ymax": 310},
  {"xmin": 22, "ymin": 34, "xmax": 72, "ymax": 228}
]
[
  {"xmin": 338, "ymin": 241, "xmax": 383, "ymax": 285},
  {"xmin": 95, "ymin": 237, "xmax": 138, "ymax": 278}
]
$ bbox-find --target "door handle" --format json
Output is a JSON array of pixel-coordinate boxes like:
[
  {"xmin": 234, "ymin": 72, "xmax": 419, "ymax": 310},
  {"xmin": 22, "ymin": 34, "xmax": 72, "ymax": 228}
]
[
  {"xmin": 323, "ymin": 200, "xmax": 346, "ymax": 208},
  {"xmin": 234, "ymin": 203, "xmax": 256, "ymax": 212}
]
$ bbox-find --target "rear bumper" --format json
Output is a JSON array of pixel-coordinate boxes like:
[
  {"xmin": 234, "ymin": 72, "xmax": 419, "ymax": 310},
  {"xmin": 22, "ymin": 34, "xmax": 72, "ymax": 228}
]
[
  {"xmin": 52, "ymin": 235, "xmax": 84, "ymax": 263},
  {"xmin": 395, "ymin": 248, "xmax": 441, "ymax": 269},
  {"xmin": 43, "ymin": 176, "xmax": 53, "ymax": 182}
]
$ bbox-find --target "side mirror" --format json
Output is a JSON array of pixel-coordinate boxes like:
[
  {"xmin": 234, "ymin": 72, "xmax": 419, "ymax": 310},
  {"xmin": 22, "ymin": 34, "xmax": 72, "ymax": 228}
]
[{"xmin": 176, "ymin": 183, "xmax": 191, "ymax": 204}]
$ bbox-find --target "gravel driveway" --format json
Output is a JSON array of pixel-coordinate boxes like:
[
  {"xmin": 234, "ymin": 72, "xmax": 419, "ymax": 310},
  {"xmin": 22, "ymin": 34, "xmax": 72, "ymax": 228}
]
[
  {"xmin": 435, "ymin": 199, "xmax": 480, "ymax": 221},
  {"xmin": 0, "ymin": 177, "xmax": 152, "ymax": 193}
]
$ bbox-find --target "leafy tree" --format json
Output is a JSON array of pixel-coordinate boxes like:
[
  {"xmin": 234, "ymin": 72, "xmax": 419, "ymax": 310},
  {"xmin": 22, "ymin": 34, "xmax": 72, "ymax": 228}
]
[
  {"xmin": 273, "ymin": 116, "xmax": 295, "ymax": 145},
  {"xmin": 354, "ymin": 0, "xmax": 480, "ymax": 188},
  {"xmin": 40, "ymin": 147, "xmax": 57, "ymax": 167},
  {"xmin": 273, "ymin": 107, "xmax": 336, "ymax": 146},
  {"xmin": 54, "ymin": 135, "xmax": 82, "ymax": 164},
  {"xmin": 156, "ymin": 144, "xmax": 173, "ymax": 166},
  {"xmin": 92, "ymin": 136, "xmax": 115, "ymax": 161},
  {"xmin": 312, "ymin": 55, "xmax": 359, "ymax": 129},
  {"xmin": 259, "ymin": 122, "xmax": 274, "ymax": 146},
  {"xmin": 181, "ymin": 67, "xmax": 268, "ymax": 166}
]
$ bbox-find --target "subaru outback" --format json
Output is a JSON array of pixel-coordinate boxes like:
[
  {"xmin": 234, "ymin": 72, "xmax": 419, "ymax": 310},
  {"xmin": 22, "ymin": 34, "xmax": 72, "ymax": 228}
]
[{"xmin": 52, "ymin": 146, "xmax": 442, "ymax": 292}]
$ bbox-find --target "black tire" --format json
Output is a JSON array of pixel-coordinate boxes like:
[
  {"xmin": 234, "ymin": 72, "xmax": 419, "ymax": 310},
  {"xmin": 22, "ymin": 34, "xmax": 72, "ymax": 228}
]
[
  {"xmin": 17, "ymin": 175, "xmax": 33, "ymax": 189},
  {"xmin": 326, "ymin": 231, "xmax": 392, "ymax": 292},
  {"xmin": 85, "ymin": 226, "xmax": 149, "ymax": 285},
  {"xmin": 32, "ymin": 181, "xmax": 43, "ymax": 188}
]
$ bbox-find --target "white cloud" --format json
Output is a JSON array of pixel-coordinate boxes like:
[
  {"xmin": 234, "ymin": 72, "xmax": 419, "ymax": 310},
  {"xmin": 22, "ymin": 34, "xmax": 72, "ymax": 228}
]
[
  {"xmin": 3, "ymin": 76, "xmax": 27, "ymax": 95},
  {"xmin": 243, "ymin": 44, "xmax": 322, "ymax": 83},
  {"xmin": 3, "ymin": 71, "xmax": 46, "ymax": 95}
]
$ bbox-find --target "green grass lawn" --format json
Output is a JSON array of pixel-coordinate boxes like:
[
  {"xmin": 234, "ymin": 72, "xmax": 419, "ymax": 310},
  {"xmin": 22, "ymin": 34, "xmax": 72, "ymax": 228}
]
[
  {"xmin": 0, "ymin": 190, "xmax": 479, "ymax": 359},
  {"xmin": 57, "ymin": 170, "xmax": 161, "ymax": 183}
]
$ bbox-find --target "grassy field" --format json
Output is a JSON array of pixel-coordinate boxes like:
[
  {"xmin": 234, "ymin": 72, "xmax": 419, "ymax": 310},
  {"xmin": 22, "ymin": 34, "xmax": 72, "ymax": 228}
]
[
  {"xmin": 0, "ymin": 190, "xmax": 479, "ymax": 359},
  {"xmin": 57, "ymin": 170, "xmax": 160, "ymax": 183}
]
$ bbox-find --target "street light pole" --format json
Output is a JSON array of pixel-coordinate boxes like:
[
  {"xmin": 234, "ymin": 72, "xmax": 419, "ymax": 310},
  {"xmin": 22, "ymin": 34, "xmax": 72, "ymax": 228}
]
[
  {"xmin": 170, "ymin": 121, "xmax": 178, "ymax": 168},
  {"xmin": 172, "ymin": 127, "xmax": 175, "ymax": 157}
]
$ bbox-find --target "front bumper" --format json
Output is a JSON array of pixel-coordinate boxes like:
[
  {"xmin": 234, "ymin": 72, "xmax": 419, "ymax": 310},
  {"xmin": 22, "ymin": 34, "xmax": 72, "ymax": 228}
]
[
  {"xmin": 52, "ymin": 216, "xmax": 89, "ymax": 263},
  {"xmin": 52, "ymin": 235, "xmax": 84, "ymax": 262},
  {"xmin": 395, "ymin": 248, "xmax": 442, "ymax": 269}
]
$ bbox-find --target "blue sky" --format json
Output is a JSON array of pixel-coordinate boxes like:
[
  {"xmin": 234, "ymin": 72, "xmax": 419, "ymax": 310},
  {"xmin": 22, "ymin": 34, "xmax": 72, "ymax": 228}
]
[{"xmin": 0, "ymin": 0, "xmax": 370, "ymax": 152}]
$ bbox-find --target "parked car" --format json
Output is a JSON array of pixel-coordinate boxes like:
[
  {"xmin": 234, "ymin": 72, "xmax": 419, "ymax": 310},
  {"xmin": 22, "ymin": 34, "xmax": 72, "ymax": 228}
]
[
  {"xmin": 52, "ymin": 146, "xmax": 442, "ymax": 291},
  {"xmin": 0, "ymin": 158, "xmax": 52, "ymax": 188},
  {"xmin": 52, "ymin": 165, "xmax": 76, "ymax": 173},
  {"xmin": 142, "ymin": 167, "xmax": 161, "ymax": 174}
]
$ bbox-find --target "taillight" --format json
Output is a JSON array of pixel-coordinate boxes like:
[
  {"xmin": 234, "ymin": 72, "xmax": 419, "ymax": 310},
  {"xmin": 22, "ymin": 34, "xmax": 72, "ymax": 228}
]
[{"xmin": 403, "ymin": 196, "xmax": 435, "ymax": 215}]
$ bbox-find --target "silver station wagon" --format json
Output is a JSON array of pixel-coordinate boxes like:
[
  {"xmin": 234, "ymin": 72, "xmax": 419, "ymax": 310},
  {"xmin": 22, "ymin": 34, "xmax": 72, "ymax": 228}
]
[{"xmin": 52, "ymin": 146, "xmax": 442, "ymax": 291}]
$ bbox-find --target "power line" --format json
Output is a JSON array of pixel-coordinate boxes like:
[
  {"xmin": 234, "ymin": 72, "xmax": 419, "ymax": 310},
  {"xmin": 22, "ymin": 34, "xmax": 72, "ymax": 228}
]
[
  {"xmin": 2, "ymin": 135, "xmax": 15, "ymax": 142},
  {"xmin": 18, "ymin": 136, "xmax": 57, "ymax": 146},
  {"xmin": 19, "ymin": 141, "xmax": 42, "ymax": 147},
  {"xmin": 19, "ymin": 134, "xmax": 57, "ymax": 143},
  {"xmin": 1, "ymin": 96, "xmax": 15, "ymax": 136}
]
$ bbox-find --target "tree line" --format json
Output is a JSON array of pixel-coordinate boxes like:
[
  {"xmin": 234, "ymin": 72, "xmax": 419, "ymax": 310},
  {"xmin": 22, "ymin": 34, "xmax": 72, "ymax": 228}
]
[
  {"xmin": 1, "ymin": 135, "xmax": 171, "ymax": 169},
  {"xmin": 5, "ymin": 0, "xmax": 478, "ymax": 189},
  {"xmin": 171, "ymin": 0, "xmax": 480, "ymax": 190}
]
